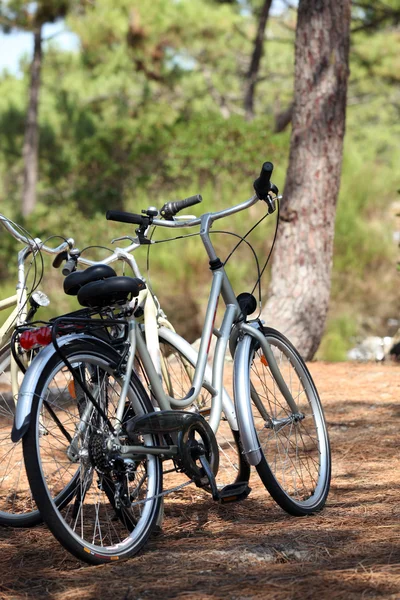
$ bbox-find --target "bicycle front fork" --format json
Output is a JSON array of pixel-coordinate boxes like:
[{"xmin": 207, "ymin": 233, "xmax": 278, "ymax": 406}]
[{"xmin": 233, "ymin": 324, "xmax": 300, "ymax": 466}]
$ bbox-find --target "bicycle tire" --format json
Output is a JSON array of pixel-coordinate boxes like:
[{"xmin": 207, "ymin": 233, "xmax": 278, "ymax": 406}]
[
  {"xmin": 23, "ymin": 339, "xmax": 163, "ymax": 564},
  {"xmin": 243, "ymin": 327, "xmax": 331, "ymax": 516}
]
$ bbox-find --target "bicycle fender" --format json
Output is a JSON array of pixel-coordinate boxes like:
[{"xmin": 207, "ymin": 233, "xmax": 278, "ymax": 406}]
[
  {"xmin": 11, "ymin": 333, "xmax": 114, "ymax": 442},
  {"xmin": 233, "ymin": 335, "xmax": 262, "ymax": 466}
]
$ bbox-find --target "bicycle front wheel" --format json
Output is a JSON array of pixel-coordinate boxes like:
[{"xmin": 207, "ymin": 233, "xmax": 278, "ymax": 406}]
[
  {"xmin": 0, "ymin": 343, "xmax": 41, "ymax": 527},
  {"xmin": 23, "ymin": 340, "xmax": 162, "ymax": 564},
  {"xmin": 243, "ymin": 327, "xmax": 331, "ymax": 516}
]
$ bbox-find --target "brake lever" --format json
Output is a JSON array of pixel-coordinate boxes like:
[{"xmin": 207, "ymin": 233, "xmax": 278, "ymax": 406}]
[
  {"xmin": 265, "ymin": 191, "xmax": 283, "ymax": 215},
  {"xmin": 265, "ymin": 193, "xmax": 276, "ymax": 215},
  {"xmin": 111, "ymin": 235, "xmax": 136, "ymax": 244}
]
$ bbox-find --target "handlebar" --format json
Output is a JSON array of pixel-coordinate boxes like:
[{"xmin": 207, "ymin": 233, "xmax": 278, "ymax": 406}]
[
  {"xmin": 104, "ymin": 161, "xmax": 278, "ymax": 234},
  {"xmin": 151, "ymin": 194, "xmax": 261, "ymax": 229},
  {"xmin": 0, "ymin": 214, "xmax": 74, "ymax": 255},
  {"xmin": 0, "ymin": 213, "xmax": 143, "ymax": 280},
  {"xmin": 105, "ymin": 193, "xmax": 271, "ymax": 232}
]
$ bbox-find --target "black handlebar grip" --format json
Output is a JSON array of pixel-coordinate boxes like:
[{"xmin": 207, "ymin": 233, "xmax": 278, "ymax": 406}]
[
  {"xmin": 176, "ymin": 194, "xmax": 202, "ymax": 211},
  {"xmin": 253, "ymin": 162, "xmax": 274, "ymax": 200},
  {"xmin": 62, "ymin": 258, "xmax": 78, "ymax": 276},
  {"xmin": 160, "ymin": 194, "xmax": 202, "ymax": 220},
  {"xmin": 106, "ymin": 210, "xmax": 149, "ymax": 226},
  {"xmin": 52, "ymin": 250, "xmax": 68, "ymax": 269}
]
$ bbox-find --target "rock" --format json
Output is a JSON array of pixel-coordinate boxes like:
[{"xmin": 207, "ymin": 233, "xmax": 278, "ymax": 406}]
[{"xmin": 347, "ymin": 336, "xmax": 393, "ymax": 362}]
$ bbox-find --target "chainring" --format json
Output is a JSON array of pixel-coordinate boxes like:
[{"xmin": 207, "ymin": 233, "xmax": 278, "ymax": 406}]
[{"xmin": 177, "ymin": 415, "xmax": 219, "ymax": 487}]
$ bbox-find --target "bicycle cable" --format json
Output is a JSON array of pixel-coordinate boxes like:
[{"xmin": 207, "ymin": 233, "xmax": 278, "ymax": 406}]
[
  {"xmin": 146, "ymin": 226, "xmax": 157, "ymax": 288},
  {"xmin": 143, "ymin": 197, "xmax": 280, "ymax": 318},
  {"xmin": 251, "ymin": 199, "xmax": 280, "ymax": 319}
]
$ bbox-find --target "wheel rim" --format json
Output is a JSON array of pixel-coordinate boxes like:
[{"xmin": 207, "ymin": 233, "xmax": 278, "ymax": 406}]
[
  {"xmin": 250, "ymin": 335, "xmax": 329, "ymax": 507},
  {"xmin": 33, "ymin": 352, "xmax": 160, "ymax": 556}
]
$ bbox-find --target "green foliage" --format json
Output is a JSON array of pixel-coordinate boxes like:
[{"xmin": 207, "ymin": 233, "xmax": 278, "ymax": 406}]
[
  {"xmin": 317, "ymin": 332, "xmax": 349, "ymax": 363},
  {"xmin": 316, "ymin": 315, "xmax": 358, "ymax": 362},
  {"xmin": 0, "ymin": 0, "xmax": 399, "ymax": 356}
]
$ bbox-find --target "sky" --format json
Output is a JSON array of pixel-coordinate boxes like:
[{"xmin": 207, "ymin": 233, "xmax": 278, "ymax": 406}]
[{"xmin": 0, "ymin": 21, "xmax": 79, "ymax": 75}]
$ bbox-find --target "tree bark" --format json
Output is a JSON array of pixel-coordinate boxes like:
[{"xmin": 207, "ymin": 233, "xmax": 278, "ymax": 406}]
[
  {"xmin": 22, "ymin": 26, "xmax": 42, "ymax": 217},
  {"xmin": 261, "ymin": 0, "xmax": 351, "ymax": 360},
  {"xmin": 244, "ymin": 0, "xmax": 273, "ymax": 121}
]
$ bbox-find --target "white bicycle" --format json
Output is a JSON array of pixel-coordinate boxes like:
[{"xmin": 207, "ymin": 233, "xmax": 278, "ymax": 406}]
[{"xmin": 0, "ymin": 214, "xmax": 74, "ymax": 526}]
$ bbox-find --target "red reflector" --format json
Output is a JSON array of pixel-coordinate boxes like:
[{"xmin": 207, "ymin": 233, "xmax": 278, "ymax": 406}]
[
  {"xmin": 36, "ymin": 327, "xmax": 52, "ymax": 346},
  {"xmin": 19, "ymin": 330, "xmax": 36, "ymax": 351},
  {"xmin": 20, "ymin": 327, "xmax": 52, "ymax": 350}
]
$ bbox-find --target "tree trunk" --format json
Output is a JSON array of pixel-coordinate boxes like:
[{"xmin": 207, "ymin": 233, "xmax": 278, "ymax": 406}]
[
  {"xmin": 22, "ymin": 26, "xmax": 42, "ymax": 217},
  {"xmin": 261, "ymin": 0, "xmax": 351, "ymax": 360},
  {"xmin": 244, "ymin": 0, "xmax": 273, "ymax": 121}
]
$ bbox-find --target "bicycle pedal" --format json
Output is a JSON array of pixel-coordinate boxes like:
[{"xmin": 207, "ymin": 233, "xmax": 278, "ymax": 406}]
[
  {"xmin": 126, "ymin": 410, "xmax": 204, "ymax": 437},
  {"xmin": 217, "ymin": 482, "xmax": 252, "ymax": 503}
]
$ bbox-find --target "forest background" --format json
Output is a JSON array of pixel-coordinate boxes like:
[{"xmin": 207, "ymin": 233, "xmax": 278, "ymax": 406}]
[{"xmin": 0, "ymin": 0, "xmax": 399, "ymax": 360}]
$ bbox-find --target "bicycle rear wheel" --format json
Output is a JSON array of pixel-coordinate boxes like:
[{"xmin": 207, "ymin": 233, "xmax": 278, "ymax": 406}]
[
  {"xmin": 23, "ymin": 340, "xmax": 162, "ymax": 564},
  {"xmin": 0, "ymin": 342, "xmax": 42, "ymax": 526},
  {"xmin": 242, "ymin": 327, "xmax": 331, "ymax": 515}
]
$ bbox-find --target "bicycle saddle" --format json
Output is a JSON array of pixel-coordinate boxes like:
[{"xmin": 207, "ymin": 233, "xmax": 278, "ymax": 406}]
[
  {"xmin": 64, "ymin": 264, "xmax": 117, "ymax": 296},
  {"xmin": 77, "ymin": 276, "xmax": 146, "ymax": 308}
]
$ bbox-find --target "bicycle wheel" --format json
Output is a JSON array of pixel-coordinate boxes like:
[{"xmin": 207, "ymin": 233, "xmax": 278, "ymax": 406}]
[
  {"xmin": 0, "ymin": 342, "xmax": 42, "ymax": 526},
  {"xmin": 244, "ymin": 327, "xmax": 330, "ymax": 515},
  {"xmin": 158, "ymin": 331, "xmax": 250, "ymax": 488},
  {"xmin": 23, "ymin": 340, "xmax": 163, "ymax": 564}
]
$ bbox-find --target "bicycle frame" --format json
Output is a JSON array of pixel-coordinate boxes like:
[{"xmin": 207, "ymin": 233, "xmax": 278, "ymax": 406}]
[
  {"xmin": 14, "ymin": 193, "xmax": 300, "ymax": 469},
  {"xmin": 0, "ymin": 295, "xmax": 19, "ymax": 346},
  {"xmin": 90, "ymin": 195, "xmax": 301, "ymax": 463},
  {"xmin": 0, "ymin": 244, "xmax": 36, "ymax": 345}
]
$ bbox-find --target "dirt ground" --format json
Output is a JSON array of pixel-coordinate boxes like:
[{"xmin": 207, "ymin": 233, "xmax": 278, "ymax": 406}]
[{"xmin": 1, "ymin": 362, "xmax": 400, "ymax": 600}]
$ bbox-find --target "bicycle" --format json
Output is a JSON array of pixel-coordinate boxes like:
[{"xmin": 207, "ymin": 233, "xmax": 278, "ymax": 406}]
[
  {"xmin": 0, "ymin": 215, "xmax": 75, "ymax": 526},
  {"xmin": 15, "ymin": 161, "xmax": 331, "ymax": 563}
]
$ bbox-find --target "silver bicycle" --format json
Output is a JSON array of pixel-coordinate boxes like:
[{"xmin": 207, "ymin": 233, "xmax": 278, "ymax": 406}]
[{"xmin": 14, "ymin": 162, "xmax": 331, "ymax": 563}]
